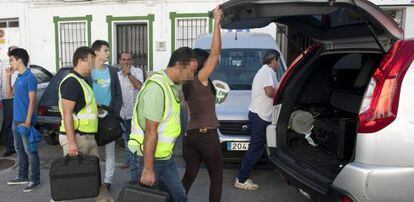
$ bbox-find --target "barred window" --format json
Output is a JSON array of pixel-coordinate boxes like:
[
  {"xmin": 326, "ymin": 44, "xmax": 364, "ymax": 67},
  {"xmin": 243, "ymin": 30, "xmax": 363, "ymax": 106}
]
[
  {"xmin": 59, "ymin": 22, "xmax": 88, "ymax": 67},
  {"xmin": 176, "ymin": 18, "xmax": 208, "ymax": 48},
  {"xmin": 115, "ymin": 23, "xmax": 148, "ymax": 70}
]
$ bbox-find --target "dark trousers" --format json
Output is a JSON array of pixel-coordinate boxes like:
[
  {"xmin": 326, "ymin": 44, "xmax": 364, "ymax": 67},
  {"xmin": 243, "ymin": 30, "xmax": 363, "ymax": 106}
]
[
  {"xmin": 122, "ymin": 119, "xmax": 132, "ymax": 166},
  {"xmin": 182, "ymin": 129, "xmax": 223, "ymax": 202},
  {"xmin": 132, "ymin": 155, "xmax": 187, "ymax": 202},
  {"xmin": 1, "ymin": 98, "xmax": 15, "ymax": 152},
  {"xmin": 237, "ymin": 111, "xmax": 271, "ymax": 183}
]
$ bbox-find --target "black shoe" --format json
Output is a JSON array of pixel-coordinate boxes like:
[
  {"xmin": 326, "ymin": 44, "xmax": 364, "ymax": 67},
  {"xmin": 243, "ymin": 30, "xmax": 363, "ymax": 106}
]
[
  {"xmin": 23, "ymin": 182, "xmax": 40, "ymax": 192},
  {"xmin": 2, "ymin": 150, "xmax": 16, "ymax": 157},
  {"xmin": 7, "ymin": 177, "xmax": 29, "ymax": 185},
  {"xmin": 104, "ymin": 183, "xmax": 111, "ymax": 191}
]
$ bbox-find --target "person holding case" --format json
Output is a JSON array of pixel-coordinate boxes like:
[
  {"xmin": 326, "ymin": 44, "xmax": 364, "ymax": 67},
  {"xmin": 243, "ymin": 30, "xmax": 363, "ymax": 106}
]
[
  {"xmin": 128, "ymin": 47, "xmax": 198, "ymax": 202},
  {"xmin": 180, "ymin": 5, "xmax": 223, "ymax": 202}
]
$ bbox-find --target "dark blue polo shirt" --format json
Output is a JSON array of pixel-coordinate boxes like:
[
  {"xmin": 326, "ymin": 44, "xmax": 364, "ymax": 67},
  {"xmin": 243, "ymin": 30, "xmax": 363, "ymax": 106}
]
[{"xmin": 13, "ymin": 68, "xmax": 38, "ymax": 123}]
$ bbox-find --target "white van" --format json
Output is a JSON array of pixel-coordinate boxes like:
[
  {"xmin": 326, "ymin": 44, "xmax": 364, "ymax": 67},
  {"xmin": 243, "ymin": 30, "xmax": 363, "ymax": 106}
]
[{"xmin": 192, "ymin": 32, "xmax": 287, "ymax": 160}]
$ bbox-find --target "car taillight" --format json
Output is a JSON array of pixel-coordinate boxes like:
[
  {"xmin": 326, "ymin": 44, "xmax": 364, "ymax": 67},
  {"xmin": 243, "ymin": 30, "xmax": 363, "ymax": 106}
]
[
  {"xmin": 359, "ymin": 40, "xmax": 414, "ymax": 133},
  {"xmin": 51, "ymin": 124, "xmax": 60, "ymax": 130},
  {"xmin": 341, "ymin": 196, "xmax": 352, "ymax": 202},
  {"xmin": 38, "ymin": 106, "xmax": 47, "ymax": 116},
  {"xmin": 273, "ymin": 44, "xmax": 322, "ymax": 105}
]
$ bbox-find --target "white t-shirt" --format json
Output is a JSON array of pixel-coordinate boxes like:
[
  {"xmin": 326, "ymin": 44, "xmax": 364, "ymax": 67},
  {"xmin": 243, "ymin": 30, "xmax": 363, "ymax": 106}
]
[
  {"xmin": 249, "ymin": 64, "xmax": 278, "ymax": 122},
  {"xmin": 118, "ymin": 66, "xmax": 144, "ymax": 120}
]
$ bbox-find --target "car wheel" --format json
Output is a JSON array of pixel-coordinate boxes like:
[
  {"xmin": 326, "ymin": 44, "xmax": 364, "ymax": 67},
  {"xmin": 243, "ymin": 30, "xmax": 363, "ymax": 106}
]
[{"xmin": 44, "ymin": 132, "xmax": 59, "ymax": 145}]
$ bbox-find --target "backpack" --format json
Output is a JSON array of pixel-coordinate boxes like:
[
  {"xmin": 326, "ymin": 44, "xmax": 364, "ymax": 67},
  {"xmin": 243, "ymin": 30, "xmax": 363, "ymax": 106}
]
[{"xmin": 95, "ymin": 105, "xmax": 124, "ymax": 146}]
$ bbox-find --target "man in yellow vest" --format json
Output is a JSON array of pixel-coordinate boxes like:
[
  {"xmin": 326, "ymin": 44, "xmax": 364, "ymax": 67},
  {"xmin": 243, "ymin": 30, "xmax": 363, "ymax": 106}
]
[
  {"xmin": 128, "ymin": 47, "xmax": 197, "ymax": 202},
  {"xmin": 56, "ymin": 46, "xmax": 112, "ymax": 202},
  {"xmin": 58, "ymin": 46, "xmax": 98, "ymax": 157}
]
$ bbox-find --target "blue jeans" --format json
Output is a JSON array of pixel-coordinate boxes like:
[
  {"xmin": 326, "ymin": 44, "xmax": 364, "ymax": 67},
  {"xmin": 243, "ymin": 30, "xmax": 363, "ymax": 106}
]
[
  {"xmin": 237, "ymin": 111, "xmax": 270, "ymax": 183},
  {"xmin": 131, "ymin": 155, "xmax": 187, "ymax": 202},
  {"xmin": 12, "ymin": 121, "xmax": 40, "ymax": 184},
  {"xmin": 122, "ymin": 119, "xmax": 133, "ymax": 166},
  {"xmin": 1, "ymin": 99, "xmax": 15, "ymax": 152}
]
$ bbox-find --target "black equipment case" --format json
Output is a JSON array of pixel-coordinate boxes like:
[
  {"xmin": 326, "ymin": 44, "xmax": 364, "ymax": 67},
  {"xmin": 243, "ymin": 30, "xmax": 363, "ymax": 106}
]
[
  {"xmin": 118, "ymin": 183, "xmax": 169, "ymax": 202},
  {"xmin": 49, "ymin": 154, "xmax": 101, "ymax": 201}
]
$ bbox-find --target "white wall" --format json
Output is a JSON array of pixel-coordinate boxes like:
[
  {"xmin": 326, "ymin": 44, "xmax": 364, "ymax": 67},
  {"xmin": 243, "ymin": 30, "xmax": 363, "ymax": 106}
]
[
  {"xmin": 0, "ymin": 3, "xmax": 26, "ymax": 62},
  {"xmin": 1, "ymin": 0, "xmax": 411, "ymax": 73},
  {"xmin": 404, "ymin": 6, "xmax": 414, "ymax": 38},
  {"xmin": 0, "ymin": 1, "xmax": 275, "ymax": 73}
]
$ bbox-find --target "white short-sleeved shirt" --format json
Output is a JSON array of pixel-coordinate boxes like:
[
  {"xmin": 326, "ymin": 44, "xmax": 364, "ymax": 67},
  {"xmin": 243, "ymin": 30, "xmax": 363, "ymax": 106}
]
[
  {"xmin": 118, "ymin": 66, "xmax": 144, "ymax": 120},
  {"xmin": 249, "ymin": 64, "xmax": 278, "ymax": 122},
  {"xmin": 1, "ymin": 61, "xmax": 18, "ymax": 99}
]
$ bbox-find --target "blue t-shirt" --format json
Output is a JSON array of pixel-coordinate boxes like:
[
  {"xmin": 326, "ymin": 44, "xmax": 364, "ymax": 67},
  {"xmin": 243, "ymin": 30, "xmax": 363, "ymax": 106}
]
[
  {"xmin": 92, "ymin": 66, "xmax": 112, "ymax": 106},
  {"xmin": 13, "ymin": 68, "xmax": 38, "ymax": 123}
]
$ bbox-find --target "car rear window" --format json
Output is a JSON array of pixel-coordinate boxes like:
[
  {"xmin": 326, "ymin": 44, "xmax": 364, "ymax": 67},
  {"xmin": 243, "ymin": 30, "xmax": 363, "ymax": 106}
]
[{"xmin": 38, "ymin": 68, "xmax": 72, "ymax": 107}]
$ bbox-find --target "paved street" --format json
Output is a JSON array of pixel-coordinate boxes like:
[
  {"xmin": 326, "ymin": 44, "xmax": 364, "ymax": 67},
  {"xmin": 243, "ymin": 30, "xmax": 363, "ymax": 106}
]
[{"xmin": 0, "ymin": 137, "xmax": 309, "ymax": 202}]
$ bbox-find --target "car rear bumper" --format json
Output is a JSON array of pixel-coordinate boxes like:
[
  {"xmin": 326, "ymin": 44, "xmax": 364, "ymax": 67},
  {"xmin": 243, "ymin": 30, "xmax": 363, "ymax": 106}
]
[
  {"xmin": 37, "ymin": 116, "xmax": 61, "ymax": 124},
  {"xmin": 333, "ymin": 162, "xmax": 414, "ymax": 202},
  {"xmin": 37, "ymin": 116, "xmax": 61, "ymax": 136},
  {"xmin": 268, "ymin": 154, "xmax": 356, "ymax": 201},
  {"xmin": 269, "ymin": 153, "xmax": 414, "ymax": 202}
]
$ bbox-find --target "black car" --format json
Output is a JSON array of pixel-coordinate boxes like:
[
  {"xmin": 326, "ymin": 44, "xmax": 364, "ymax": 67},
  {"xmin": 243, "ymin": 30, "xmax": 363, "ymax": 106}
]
[{"xmin": 37, "ymin": 67, "xmax": 72, "ymax": 145}]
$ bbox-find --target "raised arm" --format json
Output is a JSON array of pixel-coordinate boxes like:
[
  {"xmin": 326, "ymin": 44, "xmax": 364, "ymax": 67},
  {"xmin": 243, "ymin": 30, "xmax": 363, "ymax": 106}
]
[
  {"xmin": 5, "ymin": 67, "xmax": 14, "ymax": 98},
  {"xmin": 198, "ymin": 5, "xmax": 223, "ymax": 86}
]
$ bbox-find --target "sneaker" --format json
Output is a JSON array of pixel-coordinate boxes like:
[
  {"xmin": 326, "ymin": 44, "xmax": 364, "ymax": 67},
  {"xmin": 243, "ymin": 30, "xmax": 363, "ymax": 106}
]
[
  {"xmin": 7, "ymin": 177, "xmax": 29, "ymax": 185},
  {"xmin": 234, "ymin": 178, "xmax": 259, "ymax": 190},
  {"xmin": 2, "ymin": 150, "xmax": 16, "ymax": 157},
  {"xmin": 23, "ymin": 182, "xmax": 40, "ymax": 192}
]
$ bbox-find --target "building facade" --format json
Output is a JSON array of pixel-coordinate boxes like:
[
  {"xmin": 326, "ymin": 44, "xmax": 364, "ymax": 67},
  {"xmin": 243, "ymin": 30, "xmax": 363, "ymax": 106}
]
[{"xmin": 0, "ymin": 0, "xmax": 412, "ymax": 73}]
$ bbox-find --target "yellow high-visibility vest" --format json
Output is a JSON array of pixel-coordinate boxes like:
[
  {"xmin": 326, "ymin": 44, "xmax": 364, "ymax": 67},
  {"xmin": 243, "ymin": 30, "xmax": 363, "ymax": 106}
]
[
  {"xmin": 128, "ymin": 71, "xmax": 181, "ymax": 159},
  {"xmin": 58, "ymin": 73, "xmax": 98, "ymax": 134}
]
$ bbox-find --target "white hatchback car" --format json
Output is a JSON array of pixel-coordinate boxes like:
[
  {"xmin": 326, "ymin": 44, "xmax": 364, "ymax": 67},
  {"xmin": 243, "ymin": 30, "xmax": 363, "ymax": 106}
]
[{"xmin": 220, "ymin": 0, "xmax": 414, "ymax": 201}]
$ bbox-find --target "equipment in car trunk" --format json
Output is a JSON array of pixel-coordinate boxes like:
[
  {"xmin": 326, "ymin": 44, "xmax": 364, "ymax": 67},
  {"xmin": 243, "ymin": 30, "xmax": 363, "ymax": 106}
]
[
  {"xmin": 95, "ymin": 105, "xmax": 124, "ymax": 146},
  {"xmin": 117, "ymin": 183, "xmax": 169, "ymax": 202},
  {"xmin": 49, "ymin": 154, "xmax": 101, "ymax": 201},
  {"xmin": 289, "ymin": 110, "xmax": 318, "ymax": 147},
  {"xmin": 312, "ymin": 118, "xmax": 357, "ymax": 160}
]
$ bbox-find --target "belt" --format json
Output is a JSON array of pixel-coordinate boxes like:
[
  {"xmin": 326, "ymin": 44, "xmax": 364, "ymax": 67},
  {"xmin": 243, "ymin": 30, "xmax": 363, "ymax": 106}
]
[
  {"xmin": 187, "ymin": 128, "xmax": 217, "ymax": 134},
  {"xmin": 60, "ymin": 131, "xmax": 96, "ymax": 136}
]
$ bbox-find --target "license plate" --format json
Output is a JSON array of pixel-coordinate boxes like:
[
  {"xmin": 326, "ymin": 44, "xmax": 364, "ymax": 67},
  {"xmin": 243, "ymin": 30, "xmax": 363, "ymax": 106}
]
[{"xmin": 227, "ymin": 142, "xmax": 249, "ymax": 151}]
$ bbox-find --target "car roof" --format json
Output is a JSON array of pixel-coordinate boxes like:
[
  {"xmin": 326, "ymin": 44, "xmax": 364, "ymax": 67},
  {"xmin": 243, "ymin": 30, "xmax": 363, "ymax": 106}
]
[{"xmin": 194, "ymin": 32, "xmax": 281, "ymax": 51}]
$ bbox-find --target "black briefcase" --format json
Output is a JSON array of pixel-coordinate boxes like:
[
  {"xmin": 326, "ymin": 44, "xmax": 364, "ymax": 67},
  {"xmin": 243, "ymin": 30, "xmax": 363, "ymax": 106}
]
[
  {"xmin": 49, "ymin": 154, "xmax": 101, "ymax": 201},
  {"xmin": 118, "ymin": 183, "xmax": 169, "ymax": 202}
]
